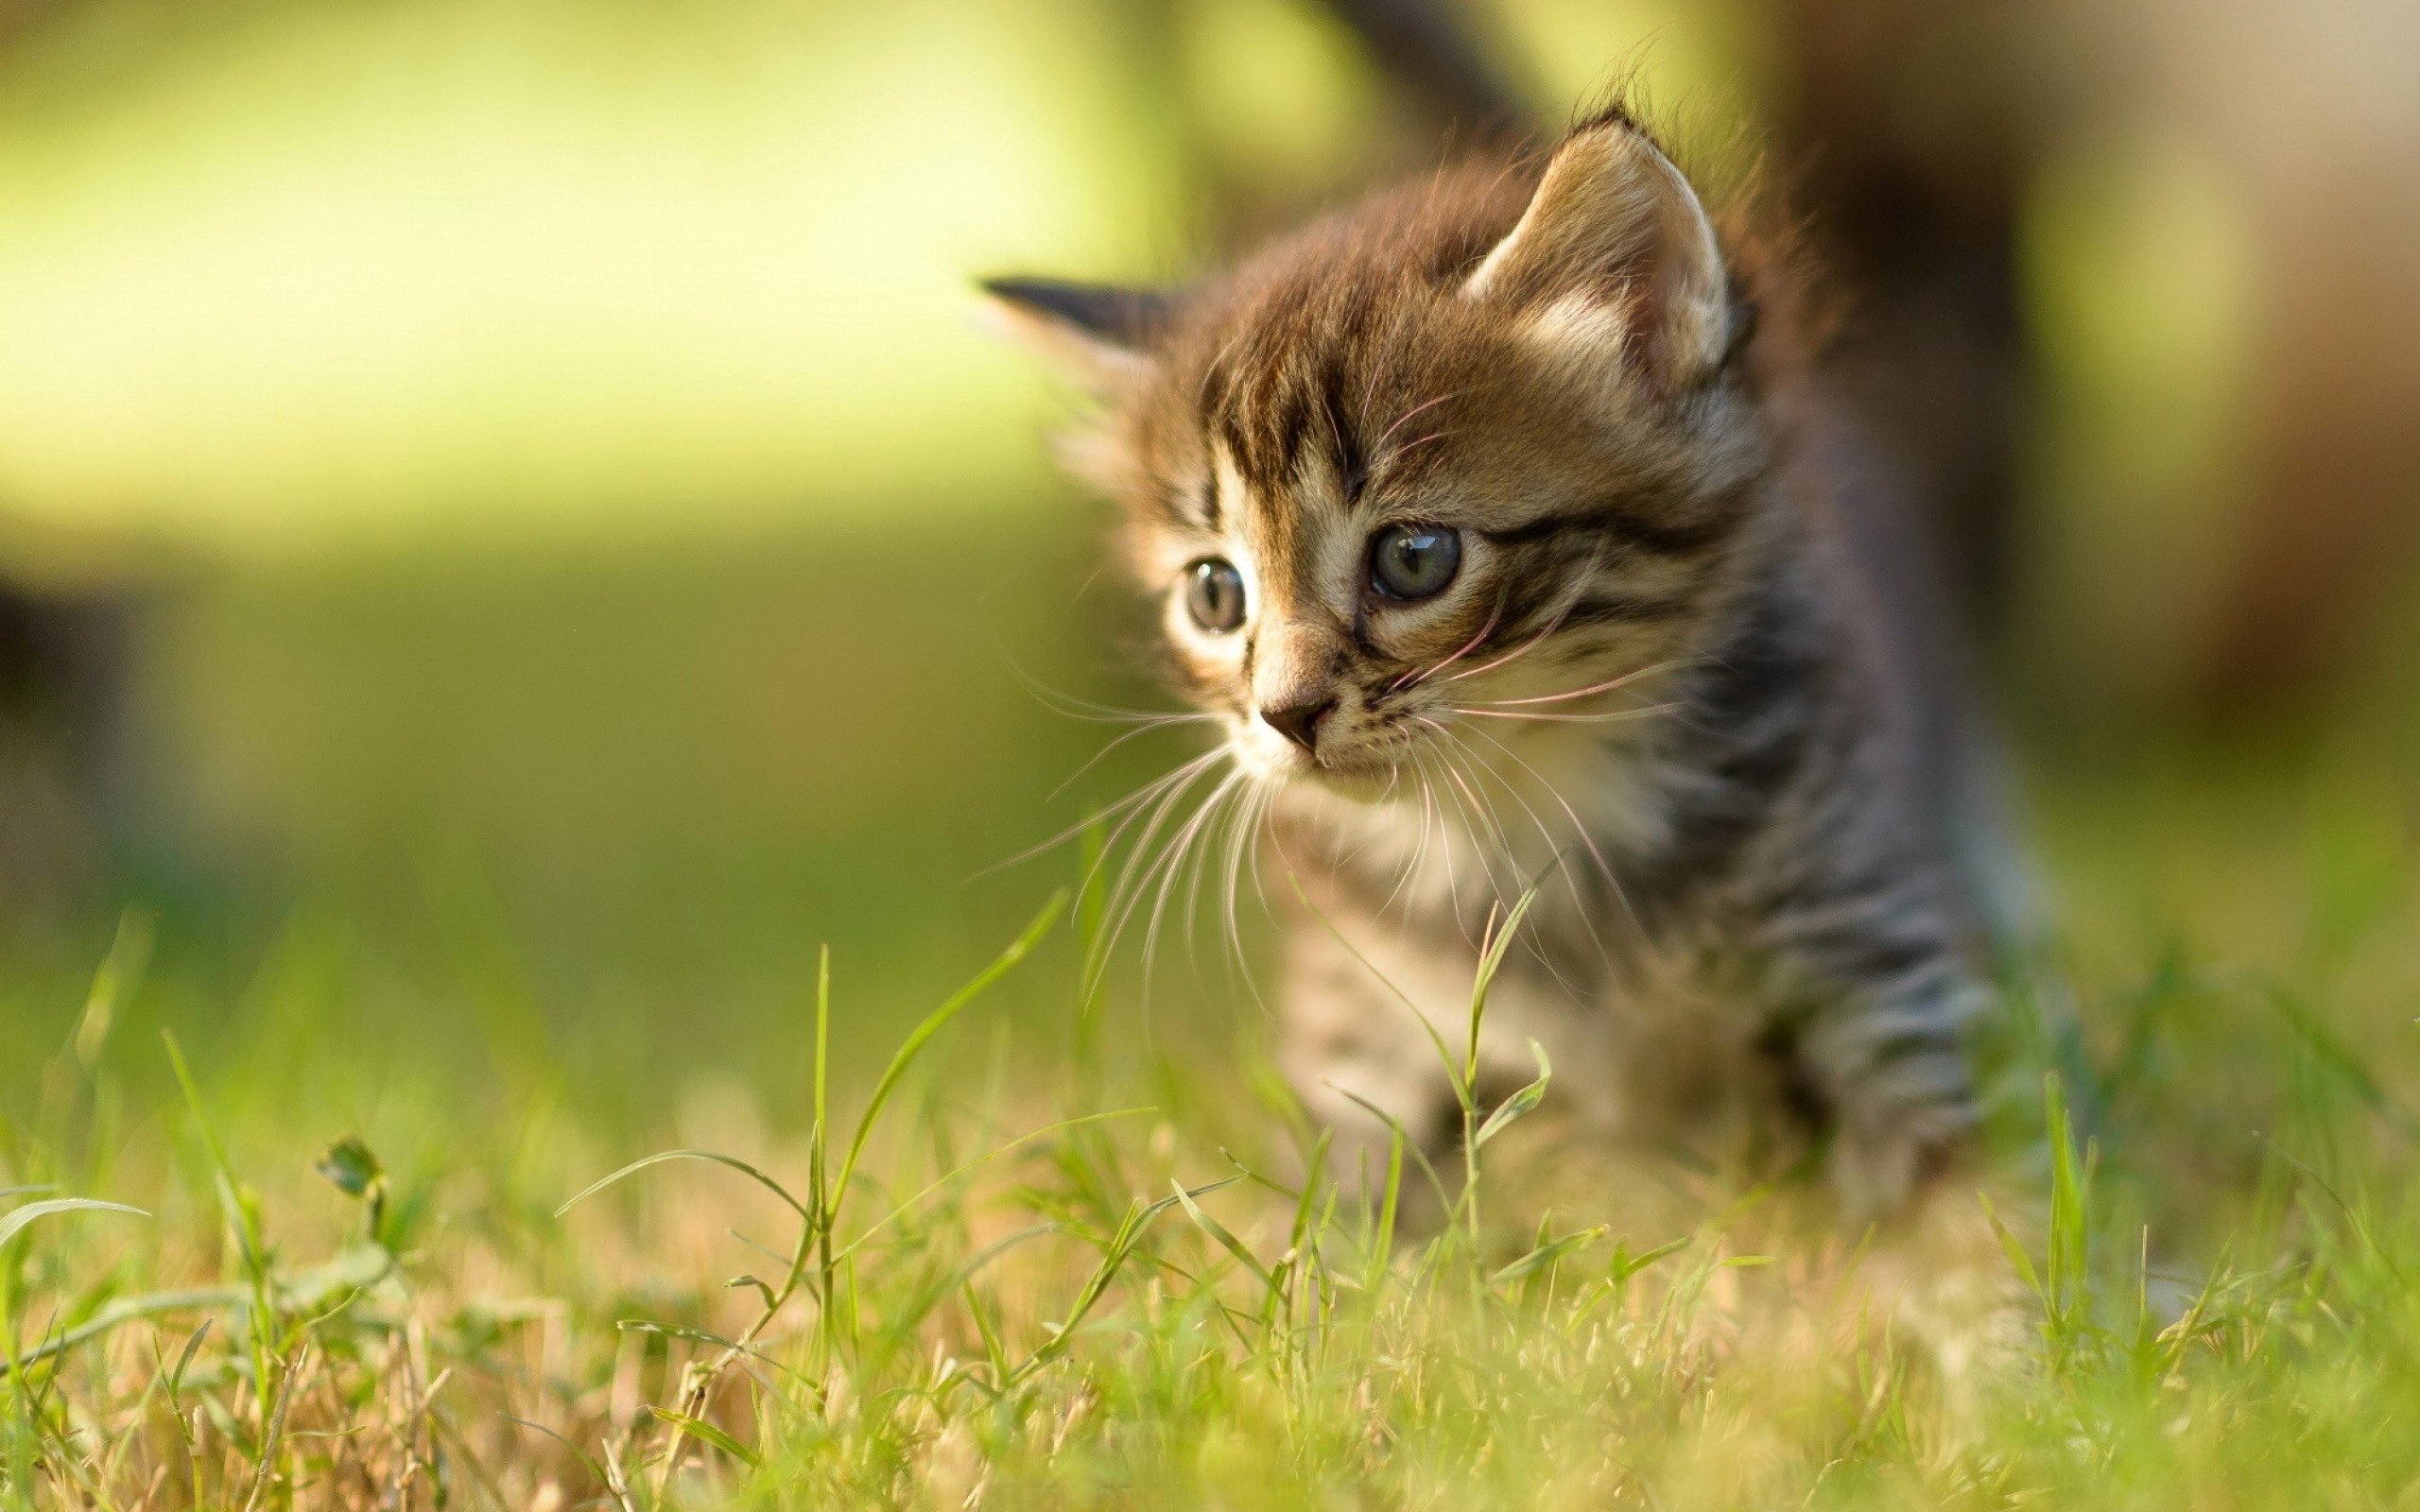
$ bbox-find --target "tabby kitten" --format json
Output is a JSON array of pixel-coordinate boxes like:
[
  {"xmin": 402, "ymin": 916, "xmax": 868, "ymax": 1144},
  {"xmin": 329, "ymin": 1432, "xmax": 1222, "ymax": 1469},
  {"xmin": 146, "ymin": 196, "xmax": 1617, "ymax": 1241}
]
[{"xmin": 985, "ymin": 106, "xmax": 1994, "ymax": 1234}]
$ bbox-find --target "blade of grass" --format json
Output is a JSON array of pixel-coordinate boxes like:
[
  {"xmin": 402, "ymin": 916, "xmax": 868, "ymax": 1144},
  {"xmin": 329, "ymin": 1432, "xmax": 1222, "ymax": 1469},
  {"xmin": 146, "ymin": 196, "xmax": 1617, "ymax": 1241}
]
[
  {"xmin": 1474, "ymin": 1040, "xmax": 1552, "ymax": 1148},
  {"xmin": 556, "ymin": 1151, "xmax": 809, "ymax": 1223},
  {"xmin": 0, "ymin": 1198, "xmax": 147, "ymax": 1251},
  {"xmin": 644, "ymin": 1406, "xmax": 759, "ymax": 1469},
  {"xmin": 1014, "ymin": 1177, "xmax": 1235, "ymax": 1383},
  {"xmin": 830, "ymin": 891, "xmax": 1067, "ymax": 1230},
  {"xmin": 162, "ymin": 1029, "xmax": 281, "ymax": 1445}
]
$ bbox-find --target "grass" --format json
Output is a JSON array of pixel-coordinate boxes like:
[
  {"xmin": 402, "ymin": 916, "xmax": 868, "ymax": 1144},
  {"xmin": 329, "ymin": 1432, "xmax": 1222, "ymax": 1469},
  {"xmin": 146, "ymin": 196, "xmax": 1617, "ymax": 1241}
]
[{"xmin": 2, "ymin": 543, "xmax": 2417, "ymax": 1509}]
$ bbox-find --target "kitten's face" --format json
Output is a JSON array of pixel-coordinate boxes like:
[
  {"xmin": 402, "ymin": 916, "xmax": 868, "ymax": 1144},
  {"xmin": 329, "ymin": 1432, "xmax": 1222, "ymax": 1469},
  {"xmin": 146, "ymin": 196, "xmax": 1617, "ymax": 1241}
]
[
  {"xmin": 1120, "ymin": 303, "xmax": 1751, "ymax": 798},
  {"xmin": 990, "ymin": 112, "xmax": 1770, "ymax": 804}
]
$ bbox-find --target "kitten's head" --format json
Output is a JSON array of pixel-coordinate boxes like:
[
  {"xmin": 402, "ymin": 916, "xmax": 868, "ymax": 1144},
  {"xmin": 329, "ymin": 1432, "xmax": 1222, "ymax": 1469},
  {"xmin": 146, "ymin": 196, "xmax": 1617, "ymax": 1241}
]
[{"xmin": 987, "ymin": 109, "xmax": 1777, "ymax": 799}]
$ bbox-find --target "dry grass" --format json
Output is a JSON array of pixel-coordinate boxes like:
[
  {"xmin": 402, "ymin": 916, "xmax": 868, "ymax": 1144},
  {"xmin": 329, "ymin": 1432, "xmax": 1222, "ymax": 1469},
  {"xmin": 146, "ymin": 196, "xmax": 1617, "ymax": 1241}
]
[{"xmin": 6, "ymin": 764, "xmax": 2420, "ymax": 1510}]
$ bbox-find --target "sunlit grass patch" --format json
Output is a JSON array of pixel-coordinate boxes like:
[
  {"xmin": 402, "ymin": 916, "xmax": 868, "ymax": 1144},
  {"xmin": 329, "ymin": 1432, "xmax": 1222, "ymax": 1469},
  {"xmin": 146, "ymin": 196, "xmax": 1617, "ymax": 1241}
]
[{"xmin": 6, "ymin": 778, "xmax": 2420, "ymax": 1508}]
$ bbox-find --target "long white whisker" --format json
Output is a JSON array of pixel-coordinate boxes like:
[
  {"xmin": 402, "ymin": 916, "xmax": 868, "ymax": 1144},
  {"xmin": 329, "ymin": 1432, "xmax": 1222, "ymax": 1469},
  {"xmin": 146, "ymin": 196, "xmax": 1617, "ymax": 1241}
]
[
  {"xmin": 975, "ymin": 747, "xmax": 1225, "ymax": 883},
  {"xmin": 1219, "ymin": 781, "xmax": 1270, "ymax": 986},
  {"xmin": 1048, "ymin": 714, "xmax": 1224, "ymax": 801},
  {"xmin": 1451, "ymin": 701, "xmax": 1683, "ymax": 725},
  {"xmin": 1429, "ymin": 729, "xmax": 1524, "ymax": 888},
  {"xmin": 1423, "ymin": 738, "xmax": 1515, "ymax": 909},
  {"xmin": 1409, "ymin": 747, "xmax": 1466, "ymax": 922},
  {"xmin": 1430, "ymin": 725, "xmax": 1612, "ymax": 991},
  {"xmin": 1446, "ymin": 722, "xmax": 1626, "ymax": 962},
  {"xmin": 1423, "ymin": 743, "xmax": 1512, "ymax": 952},
  {"xmin": 1147, "ymin": 769, "xmax": 1248, "ymax": 982},
  {"xmin": 1455, "ymin": 723, "xmax": 1616, "ymax": 900},
  {"xmin": 994, "ymin": 643, "xmax": 1215, "ymax": 727},
  {"xmin": 1087, "ymin": 754, "xmax": 1230, "ymax": 986},
  {"xmin": 1392, "ymin": 590, "xmax": 1508, "ymax": 694},
  {"xmin": 1463, "ymin": 656, "xmax": 1703, "ymax": 708},
  {"xmin": 1436, "ymin": 542, "xmax": 1609, "ymax": 688},
  {"xmin": 1377, "ymin": 761, "xmax": 1439, "ymax": 920}
]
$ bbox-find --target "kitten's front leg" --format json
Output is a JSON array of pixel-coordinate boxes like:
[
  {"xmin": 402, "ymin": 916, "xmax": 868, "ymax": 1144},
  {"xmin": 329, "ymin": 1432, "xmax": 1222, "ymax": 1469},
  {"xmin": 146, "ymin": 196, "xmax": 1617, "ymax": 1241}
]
[
  {"xmin": 1276, "ymin": 919, "xmax": 1466, "ymax": 1230},
  {"xmin": 1772, "ymin": 918, "xmax": 2028, "ymax": 1390},
  {"xmin": 1275, "ymin": 909, "xmax": 1600, "ymax": 1233}
]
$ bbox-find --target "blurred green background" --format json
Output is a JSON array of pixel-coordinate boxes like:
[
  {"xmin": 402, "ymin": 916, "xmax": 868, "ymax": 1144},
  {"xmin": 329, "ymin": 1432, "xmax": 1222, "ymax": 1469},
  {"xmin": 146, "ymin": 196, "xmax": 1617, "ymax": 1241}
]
[{"xmin": 0, "ymin": 0, "xmax": 2413, "ymax": 1172}]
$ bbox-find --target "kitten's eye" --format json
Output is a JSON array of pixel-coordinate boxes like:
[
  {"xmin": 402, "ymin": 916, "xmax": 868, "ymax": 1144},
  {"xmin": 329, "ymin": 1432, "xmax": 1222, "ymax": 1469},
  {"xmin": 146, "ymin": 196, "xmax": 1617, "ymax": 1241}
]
[
  {"xmin": 1370, "ymin": 524, "xmax": 1462, "ymax": 601},
  {"xmin": 1184, "ymin": 558, "xmax": 1247, "ymax": 634}
]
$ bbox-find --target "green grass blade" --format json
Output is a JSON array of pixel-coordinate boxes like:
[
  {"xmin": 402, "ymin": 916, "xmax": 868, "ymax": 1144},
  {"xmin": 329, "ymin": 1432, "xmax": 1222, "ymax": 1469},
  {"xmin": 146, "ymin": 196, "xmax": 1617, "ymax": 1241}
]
[
  {"xmin": 1018, "ymin": 1178, "xmax": 1234, "ymax": 1382},
  {"xmin": 1, "ymin": 1288, "xmax": 241, "ymax": 1382},
  {"xmin": 1364, "ymin": 1123, "xmax": 1406, "ymax": 1294},
  {"xmin": 645, "ymin": 1405, "xmax": 759, "ymax": 1469},
  {"xmin": 1475, "ymin": 1040, "xmax": 1552, "ymax": 1148},
  {"xmin": 829, "ymin": 1108, "xmax": 1153, "ymax": 1265},
  {"xmin": 830, "ymin": 891, "xmax": 1067, "ymax": 1224},
  {"xmin": 1171, "ymin": 1178, "xmax": 1276, "ymax": 1293},
  {"xmin": 1490, "ymin": 1225, "xmax": 1606, "ymax": 1289},
  {"xmin": 1330, "ymin": 1086, "xmax": 1455, "ymax": 1221},
  {"xmin": 1465, "ymin": 886, "xmax": 1539, "ymax": 1087},
  {"xmin": 555, "ymin": 1150, "xmax": 809, "ymax": 1222},
  {"xmin": 0, "ymin": 1198, "xmax": 148, "ymax": 1251}
]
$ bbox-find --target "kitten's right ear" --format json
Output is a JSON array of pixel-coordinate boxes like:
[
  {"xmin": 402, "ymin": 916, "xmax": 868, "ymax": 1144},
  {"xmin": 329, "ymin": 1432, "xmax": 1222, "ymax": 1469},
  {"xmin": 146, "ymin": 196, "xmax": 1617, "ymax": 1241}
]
[
  {"xmin": 978, "ymin": 277, "xmax": 1174, "ymax": 391},
  {"xmin": 1462, "ymin": 110, "xmax": 1736, "ymax": 394}
]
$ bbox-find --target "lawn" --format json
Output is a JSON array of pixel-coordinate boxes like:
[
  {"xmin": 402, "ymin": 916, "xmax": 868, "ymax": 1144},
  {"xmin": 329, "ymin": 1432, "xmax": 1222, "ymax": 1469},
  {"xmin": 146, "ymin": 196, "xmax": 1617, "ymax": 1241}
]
[{"xmin": 3, "ymin": 538, "xmax": 2417, "ymax": 1509}]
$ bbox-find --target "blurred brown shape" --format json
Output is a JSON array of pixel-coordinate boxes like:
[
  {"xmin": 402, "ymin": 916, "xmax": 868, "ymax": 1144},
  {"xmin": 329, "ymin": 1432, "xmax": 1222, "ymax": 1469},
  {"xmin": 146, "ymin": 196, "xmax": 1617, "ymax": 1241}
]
[
  {"xmin": 0, "ymin": 577, "xmax": 133, "ymax": 899},
  {"xmin": 2194, "ymin": 171, "xmax": 2420, "ymax": 715},
  {"xmin": 1759, "ymin": 0, "xmax": 2040, "ymax": 631},
  {"xmin": 1320, "ymin": 0, "xmax": 1530, "ymax": 148},
  {"xmin": 0, "ymin": 0, "xmax": 132, "ymax": 899},
  {"xmin": 2208, "ymin": 248, "xmax": 2420, "ymax": 713}
]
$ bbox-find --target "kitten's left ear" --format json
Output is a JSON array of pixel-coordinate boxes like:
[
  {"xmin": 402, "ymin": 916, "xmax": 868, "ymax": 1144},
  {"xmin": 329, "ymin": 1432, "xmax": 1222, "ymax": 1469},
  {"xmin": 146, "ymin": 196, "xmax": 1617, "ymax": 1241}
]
[
  {"xmin": 978, "ymin": 277, "xmax": 1175, "ymax": 391},
  {"xmin": 1463, "ymin": 110, "xmax": 1740, "ymax": 393}
]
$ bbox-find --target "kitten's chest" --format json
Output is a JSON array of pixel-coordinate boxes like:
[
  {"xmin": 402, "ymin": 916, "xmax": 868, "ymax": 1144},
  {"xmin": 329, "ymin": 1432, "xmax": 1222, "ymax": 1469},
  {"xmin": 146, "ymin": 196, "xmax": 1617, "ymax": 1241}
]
[{"xmin": 1275, "ymin": 727, "xmax": 1690, "ymax": 953}]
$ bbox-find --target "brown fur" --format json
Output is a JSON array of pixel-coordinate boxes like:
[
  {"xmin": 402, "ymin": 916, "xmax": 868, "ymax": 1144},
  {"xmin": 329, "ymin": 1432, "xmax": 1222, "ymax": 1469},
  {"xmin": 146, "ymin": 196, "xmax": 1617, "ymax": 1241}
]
[{"xmin": 985, "ymin": 109, "xmax": 2008, "ymax": 1328}]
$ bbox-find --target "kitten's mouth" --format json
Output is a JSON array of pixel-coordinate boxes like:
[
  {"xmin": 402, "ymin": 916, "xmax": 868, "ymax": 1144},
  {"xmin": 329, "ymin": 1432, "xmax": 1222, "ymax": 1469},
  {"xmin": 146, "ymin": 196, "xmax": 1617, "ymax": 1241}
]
[
  {"xmin": 1305, "ymin": 766, "xmax": 1394, "ymax": 802},
  {"xmin": 1230, "ymin": 731, "xmax": 1395, "ymax": 799},
  {"xmin": 1284, "ymin": 746, "xmax": 1401, "ymax": 800}
]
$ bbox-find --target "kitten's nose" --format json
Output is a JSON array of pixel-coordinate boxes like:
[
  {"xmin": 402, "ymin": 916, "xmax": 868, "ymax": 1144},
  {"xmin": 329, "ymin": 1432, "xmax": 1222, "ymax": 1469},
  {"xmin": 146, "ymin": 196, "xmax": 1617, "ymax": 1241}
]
[{"xmin": 1260, "ymin": 696, "xmax": 1336, "ymax": 755}]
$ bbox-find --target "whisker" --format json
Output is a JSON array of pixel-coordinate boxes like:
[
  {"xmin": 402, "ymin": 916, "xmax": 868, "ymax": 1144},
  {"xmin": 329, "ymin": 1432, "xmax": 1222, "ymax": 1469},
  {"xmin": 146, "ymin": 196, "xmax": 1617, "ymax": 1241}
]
[
  {"xmin": 1425, "ymin": 736, "xmax": 1519, "ymax": 902},
  {"xmin": 1219, "ymin": 780, "xmax": 1270, "ymax": 986},
  {"xmin": 1392, "ymin": 590, "xmax": 1508, "ymax": 693},
  {"xmin": 973, "ymin": 747, "xmax": 1225, "ymax": 883},
  {"xmin": 1436, "ymin": 545, "xmax": 1607, "ymax": 686},
  {"xmin": 1454, "ymin": 718, "xmax": 1637, "ymax": 945},
  {"xmin": 1374, "ymin": 387, "xmax": 1467, "ymax": 452},
  {"xmin": 1429, "ymin": 725, "xmax": 1605, "ymax": 989},
  {"xmin": 1048, "ymin": 713, "xmax": 1223, "ymax": 801},
  {"xmin": 995, "ymin": 643, "xmax": 1212, "ymax": 727},
  {"xmin": 1420, "ymin": 742, "xmax": 1514, "ymax": 951},
  {"xmin": 1408, "ymin": 747, "xmax": 1465, "ymax": 914},
  {"xmin": 1145, "ymin": 768, "xmax": 1249, "ymax": 982},
  {"xmin": 1462, "ymin": 656, "xmax": 1703, "ymax": 708},
  {"xmin": 1085, "ymin": 754, "xmax": 1231, "ymax": 986},
  {"xmin": 1378, "ymin": 759, "xmax": 1440, "ymax": 920},
  {"xmin": 1449, "ymin": 701, "xmax": 1683, "ymax": 725},
  {"xmin": 1384, "ymin": 427, "xmax": 1453, "ymax": 464}
]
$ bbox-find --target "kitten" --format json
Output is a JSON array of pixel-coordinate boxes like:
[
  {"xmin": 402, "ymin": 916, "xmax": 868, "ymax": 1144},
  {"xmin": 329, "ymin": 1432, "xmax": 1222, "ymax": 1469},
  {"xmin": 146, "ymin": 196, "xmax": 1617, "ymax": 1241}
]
[{"xmin": 984, "ymin": 106, "xmax": 1999, "ymax": 1244}]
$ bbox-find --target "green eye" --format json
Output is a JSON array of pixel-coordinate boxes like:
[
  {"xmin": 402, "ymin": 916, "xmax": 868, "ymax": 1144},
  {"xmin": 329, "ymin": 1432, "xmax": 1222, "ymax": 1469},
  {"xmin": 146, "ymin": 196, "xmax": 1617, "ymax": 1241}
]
[
  {"xmin": 1184, "ymin": 558, "xmax": 1246, "ymax": 633},
  {"xmin": 1370, "ymin": 524, "xmax": 1462, "ymax": 601}
]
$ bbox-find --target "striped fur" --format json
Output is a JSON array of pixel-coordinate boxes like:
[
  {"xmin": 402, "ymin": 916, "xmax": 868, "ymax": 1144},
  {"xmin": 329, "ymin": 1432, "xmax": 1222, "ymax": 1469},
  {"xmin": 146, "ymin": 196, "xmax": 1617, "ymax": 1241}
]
[{"xmin": 987, "ymin": 107, "xmax": 1992, "ymax": 1228}]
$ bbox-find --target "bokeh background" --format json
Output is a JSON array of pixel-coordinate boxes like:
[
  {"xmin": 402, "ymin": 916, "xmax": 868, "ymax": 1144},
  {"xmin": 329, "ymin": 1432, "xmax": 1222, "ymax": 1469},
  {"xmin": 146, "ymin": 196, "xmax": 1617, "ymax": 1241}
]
[{"xmin": 0, "ymin": 0, "xmax": 2414, "ymax": 1169}]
